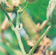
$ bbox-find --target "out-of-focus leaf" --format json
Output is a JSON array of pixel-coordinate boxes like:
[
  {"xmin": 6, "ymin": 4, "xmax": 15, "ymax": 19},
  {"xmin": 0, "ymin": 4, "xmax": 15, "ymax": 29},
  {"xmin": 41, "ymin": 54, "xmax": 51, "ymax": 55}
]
[
  {"xmin": 3, "ymin": 28, "xmax": 19, "ymax": 49},
  {"xmin": 27, "ymin": 0, "xmax": 49, "ymax": 24},
  {"xmin": 28, "ymin": 0, "xmax": 36, "ymax": 3},
  {"xmin": 47, "ymin": 27, "xmax": 56, "ymax": 40},
  {"xmin": 0, "ymin": 42, "xmax": 15, "ymax": 55},
  {"xmin": 0, "ymin": 51, "xmax": 7, "ymax": 55},
  {"xmin": 50, "ymin": 37, "xmax": 56, "ymax": 51},
  {"xmin": 0, "ymin": 10, "xmax": 5, "ymax": 25},
  {"xmin": 20, "ymin": 0, "xmax": 26, "ymax": 4},
  {"xmin": 0, "ymin": 2, "xmax": 6, "ymax": 10},
  {"xmin": 0, "ymin": 9, "xmax": 5, "ymax": 32},
  {"xmin": 3, "ymin": 28, "xmax": 30, "ymax": 53},
  {"xmin": 21, "ymin": 37, "xmax": 30, "ymax": 53},
  {"xmin": 41, "ymin": 26, "xmax": 56, "ymax": 40}
]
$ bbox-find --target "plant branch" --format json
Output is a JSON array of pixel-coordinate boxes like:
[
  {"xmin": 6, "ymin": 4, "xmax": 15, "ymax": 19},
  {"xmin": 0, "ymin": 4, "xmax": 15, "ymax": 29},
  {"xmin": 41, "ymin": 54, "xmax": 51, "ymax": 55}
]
[
  {"xmin": 23, "ymin": 0, "xmax": 29, "ymax": 11},
  {"xmin": 0, "ymin": 4, "xmax": 14, "ymax": 28},
  {"xmin": 15, "ymin": 1, "xmax": 29, "ymax": 54},
  {"xmin": 13, "ymin": 28, "xmax": 26, "ymax": 55},
  {"xmin": 28, "ymin": 25, "xmax": 51, "ymax": 55},
  {"xmin": 16, "ymin": 0, "xmax": 29, "ymax": 28},
  {"xmin": 16, "ymin": 12, "xmax": 20, "ymax": 28},
  {"xmin": 15, "ymin": 12, "xmax": 27, "ymax": 55}
]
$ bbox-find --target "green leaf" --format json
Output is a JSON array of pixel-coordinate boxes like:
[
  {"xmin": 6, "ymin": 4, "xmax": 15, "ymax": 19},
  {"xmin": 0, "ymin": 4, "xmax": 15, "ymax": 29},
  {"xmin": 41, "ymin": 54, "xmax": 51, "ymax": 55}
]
[
  {"xmin": 3, "ymin": 28, "xmax": 19, "ymax": 49},
  {"xmin": 0, "ymin": 9, "xmax": 5, "ymax": 32},
  {"xmin": 41, "ymin": 26, "xmax": 56, "ymax": 40},
  {"xmin": 0, "ymin": 51, "xmax": 7, "ymax": 55},
  {"xmin": 21, "ymin": 37, "xmax": 30, "ymax": 53},
  {"xmin": 0, "ymin": 10, "xmax": 5, "ymax": 23},
  {"xmin": 0, "ymin": 42, "xmax": 15, "ymax": 55},
  {"xmin": 28, "ymin": 0, "xmax": 36, "ymax": 3},
  {"xmin": 47, "ymin": 26, "xmax": 56, "ymax": 40},
  {"xmin": 50, "ymin": 37, "xmax": 56, "ymax": 51},
  {"xmin": 49, "ymin": 7, "xmax": 56, "ymax": 25},
  {"xmin": 3, "ymin": 28, "xmax": 30, "ymax": 53},
  {"xmin": 27, "ymin": 0, "xmax": 49, "ymax": 24}
]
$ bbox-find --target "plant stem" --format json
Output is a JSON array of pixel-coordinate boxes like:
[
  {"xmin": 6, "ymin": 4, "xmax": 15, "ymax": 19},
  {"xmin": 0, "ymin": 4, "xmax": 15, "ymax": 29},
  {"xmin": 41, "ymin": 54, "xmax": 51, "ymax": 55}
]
[
  {"xmin": 1, "ymin": 3, "xmax": 26, "ymax": 55},
  {"xmin": 28, "ymin": 26, "xmax": 51, "ymax": 55},
  {"xmin": 13, "ymin": 29, "xmax": 26, "ymax": 55},
  {"xmin": 15, "ymin": 3, "xmax": 29, "ymax": 55},
  {"xmin": 23, "ymin": 0, "xmax": 29, "ymax": 11},
  {"xmin": 15, "ymin": 0, "xmax": 29, "ymax": 54},
  {"xmin": 0, "ymin": 4, "xmax": 14, "ymax": 28},
  {"xmin": 16, "ymin": 0, "xmax": 29, "ymax": 28},
  {"xmin": 16, "ymin": 12, "xmax": 20, "ymax": 28},
  {"xmin": 16, "ymin": 12, "xmax": 26, "ymax": 55},
  {"xmin": 15, "ymin": 13, "xmax": 27, "ymax": 55}
]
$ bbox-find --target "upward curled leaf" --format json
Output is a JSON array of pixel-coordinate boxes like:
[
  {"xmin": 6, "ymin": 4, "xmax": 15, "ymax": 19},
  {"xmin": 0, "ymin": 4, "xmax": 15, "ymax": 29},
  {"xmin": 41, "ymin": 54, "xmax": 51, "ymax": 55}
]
[{"xmin": 47, "ymin": 0, "xmax": 56, "ymax": 25}]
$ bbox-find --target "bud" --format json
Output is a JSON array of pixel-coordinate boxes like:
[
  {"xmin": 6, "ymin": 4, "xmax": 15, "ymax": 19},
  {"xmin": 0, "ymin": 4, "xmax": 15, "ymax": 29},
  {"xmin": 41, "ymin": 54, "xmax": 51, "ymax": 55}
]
[{"xmin": 47, "ymin": 0, "xmax": 56, "ymax": 25}]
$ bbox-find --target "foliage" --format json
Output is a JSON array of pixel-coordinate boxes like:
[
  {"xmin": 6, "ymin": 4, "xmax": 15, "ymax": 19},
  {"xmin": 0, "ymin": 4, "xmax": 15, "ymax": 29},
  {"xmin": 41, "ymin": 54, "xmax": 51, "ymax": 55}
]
[
  {"xmin": 0, "ymin": 0, "xmax": 56, "ymax": 55},
  {"xmin": 27, "ymin": 0, "xmax": 49, "ymax": 24}
]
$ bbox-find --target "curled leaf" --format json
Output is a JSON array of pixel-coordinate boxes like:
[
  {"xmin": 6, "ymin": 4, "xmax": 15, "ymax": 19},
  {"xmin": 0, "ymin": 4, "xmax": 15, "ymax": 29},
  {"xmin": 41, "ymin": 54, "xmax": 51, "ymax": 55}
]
[{"xmin": 47, "ymin": 0, "xmax": 56, "ymax": 25}]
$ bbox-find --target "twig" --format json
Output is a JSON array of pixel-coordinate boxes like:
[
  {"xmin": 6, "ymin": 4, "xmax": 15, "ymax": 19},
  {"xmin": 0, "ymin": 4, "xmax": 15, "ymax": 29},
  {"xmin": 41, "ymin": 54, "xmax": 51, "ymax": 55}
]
[
  {"xmin": 15, "ymin": 8, "xmax": 26, "ymax": 55},
  {"xmin": 0, "ymin": 4, "xmax": 14, "ymax": 28},
  {"xmin": 16, "ymin": 0, "xmax": 29, "ymax": 28},
  {"xmin": 29, "ymin": 26, "xmax": 51, "ymax": 55},
  {"xmin": 23, "ymin": 0, "xmax": 29, "ymax": 11},
  {"xmin": 0, "ymin": 0, "xmax": 29, "ymax": 55},
  {"xmin": 12, "ymin": 28, "xmax": 26, "ymax": 55}
]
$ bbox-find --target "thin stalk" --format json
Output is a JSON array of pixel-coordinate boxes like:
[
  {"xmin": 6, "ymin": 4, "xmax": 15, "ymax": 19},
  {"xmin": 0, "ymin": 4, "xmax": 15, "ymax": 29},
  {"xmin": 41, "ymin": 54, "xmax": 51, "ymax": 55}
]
[
  {"xmin": 14, "ymin": 29, "xmax": 26, "ymax": 55},
  {"xmin": 15, "ymin": 0, "xmax": 29, "ymax": 54},
  {"xmin": 16, "ymin": 11, "xmax": 26, "ymax": 55},
  {"xmin": 16, "ymin": 2, "xmax": 29, "ymax": 54},
  {"xmin": 29, "ymin": 26, "xmax": 51, "ymax": 55},
  {"xmin": 23, "ymin": 0, "xmax": 29, "ymax": 11},
  {"xmin": 0, "ymin": 4, "xmax": 14, "ymax": 28},
  {"xmin": 16, "ymin": 12, "xmax": 20, "ymax": 28},
  {"xmin": 16, "ymin": 0, "xmax": 29, "ymax": 28},
  {"xmin": 15, "ymin": 13, "xmax": 27, "ymax": 55}
]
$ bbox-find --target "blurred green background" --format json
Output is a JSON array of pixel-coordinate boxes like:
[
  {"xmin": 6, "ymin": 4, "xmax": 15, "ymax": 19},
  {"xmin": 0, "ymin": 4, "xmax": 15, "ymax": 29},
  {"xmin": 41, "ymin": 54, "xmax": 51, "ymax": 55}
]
[{"xmin": 0, "ymin": 0, "xmax": 56, "ymax": 55}]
